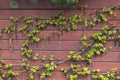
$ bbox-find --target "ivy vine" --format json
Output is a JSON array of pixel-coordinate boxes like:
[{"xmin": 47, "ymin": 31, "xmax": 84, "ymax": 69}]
[{"xmin": 0, "ymin": 3, "xmax": 120, "ymax": 80}]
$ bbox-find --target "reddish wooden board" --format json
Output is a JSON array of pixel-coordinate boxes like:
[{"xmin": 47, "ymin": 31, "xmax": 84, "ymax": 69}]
[
  {"xmin": 0, "ymin": 0, "xmax": 120, "ymax": 80},
  {"xmin": 0, "ymin": 0, "xmax": 120, "ymax": 9}
]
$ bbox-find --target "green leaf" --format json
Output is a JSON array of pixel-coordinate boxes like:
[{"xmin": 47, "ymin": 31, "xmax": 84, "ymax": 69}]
[
  {"xmin": 84, "ymin": 19, "xmax": 88, "ymax": 27},
  {"xmin": 45, "ymin": 64, "xmax": 50, "ymax": 68},
  {"xmin": 69, "ymin": 51, "xmax": 74, "ymax": 55},
  {"xmin": 81, "ymin": 35, "xmax": 87, "ymax": 40},
  {"xmin": 30, "ymin": 73, "xmax": 34, "ymax": 80},
  {"xmin": 118, "ymin": 35, "xmax": 120, "ymax": 39},
  {"xmin": 33, "ymin": 54, "xmax": 39, "ymax": 60},
  {"xmin": 117, "ymin": 76, "xmax": 120, "ymax": 79},
  {"xmin": 5, "ymin": 64, "xmax": 13, "ymax": 69},
  {"xmin": 32, "ymin": 36, "xmax": 40, "ymax": 42},
  {"xmin": 92, "ymin": 75, "xmax": 98, "ymax": 79},
  {"xmin": 72, "ymin": 24, "xmax": 77, "ymax": 30},
  {"xmin": 46, "ymin": 71, "xmax": 52, "ymax": 76},
  {"xmin": 10, "ymin": 0, "xmax": 19, "ymax": 8},
  {"xmin": 99, "ymin": 13, "xmax": 107, "ymax": 21}
]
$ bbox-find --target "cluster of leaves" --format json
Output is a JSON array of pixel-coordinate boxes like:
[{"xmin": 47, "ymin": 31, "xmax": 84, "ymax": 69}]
[
  {"xmin": 92, "ymin": 68, "xmax": 120, "ymax": 80},
  {"xmin": 61, "ymin": 65, "xmax": 90, "ymax": 80},
  {"xmin": 21, "ymin": 40, "xmax": 32, "ymax": 59},
  {"xmin": 30, "ymin": 66, "xmax": 39, "ymax": 80},
  {"xmin": 21, "ymin": 58, "xmax": 30, "ymax": 71},
  {"xmin": 40, "ymin": 62, "xmax": 57, "ymax": 79},
  {"xmin": 59, "ymin": 6, "xmax": 120, "ymax": 80},
  {"xmin": 67, "ymin": 51, "xmax": 83, "ymax": 61},
  {"xmin": 39, "ymin": 55, "xmax": 59, "ymax": 79},
  {"xmin": 0, "ymin": 3, "xmax": 120, "ymax": 80},
  {"xmin": 0, "ymin": 59, "xmax": 18, "ymax": 80},
  {"xmin": 61, "ymin": 67, "xmax": 120, "ymax": 80}
]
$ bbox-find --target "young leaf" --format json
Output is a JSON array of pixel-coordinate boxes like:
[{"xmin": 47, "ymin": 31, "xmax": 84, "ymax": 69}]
[{"xmin": 10, "ymin": 0, "xmax": 19, "ymax": 8}]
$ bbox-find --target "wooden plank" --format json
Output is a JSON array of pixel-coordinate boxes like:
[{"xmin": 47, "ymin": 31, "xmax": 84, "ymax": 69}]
[
  {"xmin": 0, "ymin": 40, "xmax": 80, "ymax": 50},
  {"xmin": 0, "ymin": 31, "xmax": 98, "ymax": 40},
  {"xmin": 0, "ymin": 10, "xmax": 87, "ymax": 20},
  {"xmin": 0, "ymin": 9, "xmax": 117, "ymax": 19},
  {"xmin": 0, "ymin": 10, "xmax": 59, "ymax": 19},
  {"xmin": 0, "ymin": 40, "xmax": 120, "ymax": 51},
  {"xmin": 6, "ymin": 71, "xmax": 91, "ymax": 80},
  {"xmin": 89, "ymin": 62, "xmax": 120, "ymax": 71},
  {"xmin": 0, "ymin": 20, "xmax": 107, "ymax": 30},
  {"xmin": 16, "ymin": 71, "xmax": 67, "ymax": 80},
  {"xmin": 57, "ymin": 62, "xmax": 120, "ymax": 72},
  {"xmin": 1, "ymin": 61, "xmax": 120, "ymax": 79},
  {"xmin": 0, "ymin": 0, "xmax": 54, "ymax": 10},
  {"xmin": 2, "ymin": 59, "xmax": 120, "ymax": 71},
  {"xmin": 93, "ymin": 52, "xmax": 120, "ymax": 62},
  {"xmin": 0, "ymin": 50, "xmax": 70, "ymax": 60},
  {"xmin": 79, "ymin": 0, "xmax": 120, "ymax": 9},
  {"xmin": 0, "ymin": 10, "xmax": 84, "ymax": 19},
  {"xmin": 3, "ymin": 62, "xmax": 120, "ymax": 79},
  {"xmin": 0, "ymin": 50, "xmax": 120, "ymax": 62},
  {"xmin": 0, "ymin": 0, "xmax": 120, "ymax": 10}
]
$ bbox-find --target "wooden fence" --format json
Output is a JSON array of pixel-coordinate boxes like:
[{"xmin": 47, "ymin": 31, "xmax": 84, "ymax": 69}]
[{"xmin": 0, "ymin": 0, "xmax": 120, "ymax": 80}]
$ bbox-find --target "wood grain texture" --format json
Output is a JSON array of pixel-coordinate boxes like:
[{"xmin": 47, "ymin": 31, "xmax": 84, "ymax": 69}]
[
  {"xmin": 0, "ymin": 50, "xmax": 120, "ymax": 61},
  {"xmin": 0, "ymin": 1, "xmax": 120, "ymax": 80},
  {"xmin": 0, "ymin": 40, "xmax": 119, "ymax": 51},
  {"xmin": 0, "ymin": 9, "xmax": 116, "ymax": 20},
  {"xmin": 0, "ymin": 0, "xmax": 120, "ymax": 9}
]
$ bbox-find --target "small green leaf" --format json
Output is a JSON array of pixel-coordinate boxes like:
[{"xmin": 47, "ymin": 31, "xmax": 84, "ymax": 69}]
[
  {"xmin": 81, "ymin": 35, "xmax": 87, "ymax": 40},
  {"xmin": 33, "ymin": 54, "xmax": 39, "ymax": 60},
  {"xmin": 118, "ymin": 35, "xmax": 120, "ymax": 39},
  {"xmin": 10, "ymin": 0, "xmax": 19, "ymax": 8},
  {"xmin": 72, "ymin": 24, "xmax": 77, "ymax": 30},
  {"xmin": 69, "ymin": 51, "xmax": 74, "ymax": 55},
  {"xmin": 84, "ymin": 19, "xmax": 88, "ymax": 27}
]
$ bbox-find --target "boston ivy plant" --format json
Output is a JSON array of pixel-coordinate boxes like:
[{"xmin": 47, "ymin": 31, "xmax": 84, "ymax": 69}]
[{"xmin": 1, "ymin": 1, "xmax": 120, "ymax": 80}]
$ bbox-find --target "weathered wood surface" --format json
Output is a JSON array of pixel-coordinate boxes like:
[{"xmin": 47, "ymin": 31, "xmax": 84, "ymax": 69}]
[
  {"xmin": 0, "ymin": 0, "xmax": 120, "ymax": 9},
  {"xmin": 0, "ymin": 0, "xmax": 120, "ymax": 80}
]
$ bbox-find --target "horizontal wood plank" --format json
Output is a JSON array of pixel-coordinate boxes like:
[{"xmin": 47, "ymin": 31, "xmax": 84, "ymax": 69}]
[
  {"xmin": 0, "ymin": 40, "xmax": 119, "ymax": 51},
  {"xmin": 0, "ymin": 50, "xmax": 120, "ymax": 62},
  {"xmin": 0, "ymin": 0, "xmax": 120, "ymax": 10},
  {"xmin": 0, "ymin": 9, "xmax": 117, "ymax": 20},
  {"xmin": 0, "ymin": 31, "xmax": 98, "ymax": 40},
  {"xmin": 0, "ymin": 1, "xmax": 120, "ymax": 80},
  {"xmin": 3, "ymin": 60, "xmax": 120, "ymax": 72}
]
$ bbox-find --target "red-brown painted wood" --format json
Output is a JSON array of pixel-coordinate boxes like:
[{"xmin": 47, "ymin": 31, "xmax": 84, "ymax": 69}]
[
  {"xmin": 0, "ymin": 20, "xmax": 107, "ymax": 31},
  {"xmin": 0, "ymin": 10, "xmax": 116, "ymax": 20},
  {"xmin": 0, "ymin": 1, "xmax": 120, "ymax": 80},
  {"xmin": 0, "ymin": 0, "xmax": 120, "ymax": 10},
  {"xmin": 0, "ymin": 40, "xmax": 120, "ymax": 51},
  {"xmin": 0, "ymin": 50, "xmax": 120, "ymax": 61},
  {"xmin": 0, "ymin": 31, "xmax": 98, "ymax": 40}
]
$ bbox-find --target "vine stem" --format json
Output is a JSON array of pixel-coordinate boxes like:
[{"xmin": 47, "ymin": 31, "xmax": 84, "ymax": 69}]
[
  {"xmin": 6, "ymin": 23, "xmax": 120, "ymax": 70},
  {"xmin": 56, "ymin": 23, "xmax": 120, "ymax": 75},
  {"xmin": 2, "ymin": 4, "xmax": 120, "ymax": 80},
  {"xmin": 56, "ymin": 23, "xmax": 120, "ymax": 65},
  {"xmin": 57, "ymin": 40, "xmax": 94, "ymax": 65}
]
